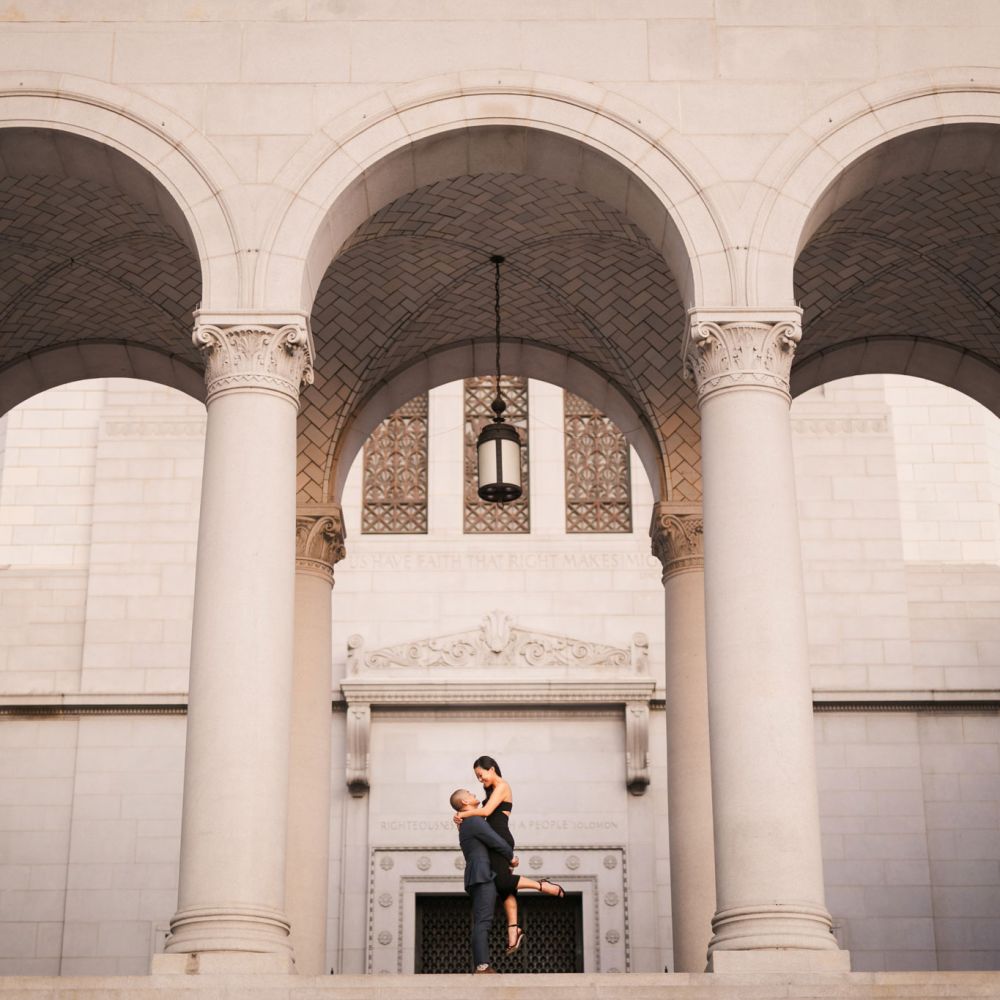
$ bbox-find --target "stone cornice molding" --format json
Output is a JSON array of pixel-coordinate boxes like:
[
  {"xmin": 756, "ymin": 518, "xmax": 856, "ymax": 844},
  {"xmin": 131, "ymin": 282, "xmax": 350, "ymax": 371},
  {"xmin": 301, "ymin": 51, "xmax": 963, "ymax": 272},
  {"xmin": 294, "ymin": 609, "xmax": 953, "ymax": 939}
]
[
  {"xmin": 193, "ymin": 312, "xmax": 314, "ymax": 405},
  {"xmin": 650, "ymin": 502, "xmax": 704, "ymax": 580},
  {"xmin": 295, "ymin": 505, "xmax": 347, "ymax": 584},
  {"xmin": 340, "ymin": 678, "xmax": 656, "ymax": 707},
  {"xmin": 683, "ymin": 308, "xmax": 802, "ymax": 404}
]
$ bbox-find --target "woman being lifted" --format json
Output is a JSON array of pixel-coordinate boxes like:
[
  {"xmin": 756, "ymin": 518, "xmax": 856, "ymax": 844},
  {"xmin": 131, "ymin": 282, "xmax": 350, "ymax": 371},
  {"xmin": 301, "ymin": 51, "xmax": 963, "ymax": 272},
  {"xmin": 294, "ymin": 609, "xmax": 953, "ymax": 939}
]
[{"xmin": 453, "ymin": 755, "xmax": 565, "ymax": 956}]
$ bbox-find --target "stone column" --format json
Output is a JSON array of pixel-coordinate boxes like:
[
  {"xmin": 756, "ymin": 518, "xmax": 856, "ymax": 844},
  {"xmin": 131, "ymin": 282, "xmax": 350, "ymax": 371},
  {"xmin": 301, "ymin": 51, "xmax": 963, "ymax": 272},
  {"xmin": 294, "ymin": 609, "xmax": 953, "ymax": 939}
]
[
  {"xmin": 156, "ymin": 314, "xmax": 313, "ymax": 974},
  {"xmin": 285, "ymin": 506, "xmax": 346, "ymax": 976},
  {"xmin": 650, "ymin": 502, "xmax": 715, "ymax": 973},
  {"xmin": 684, "ymin": 309, "xmax": 849, "ymax": 973}
]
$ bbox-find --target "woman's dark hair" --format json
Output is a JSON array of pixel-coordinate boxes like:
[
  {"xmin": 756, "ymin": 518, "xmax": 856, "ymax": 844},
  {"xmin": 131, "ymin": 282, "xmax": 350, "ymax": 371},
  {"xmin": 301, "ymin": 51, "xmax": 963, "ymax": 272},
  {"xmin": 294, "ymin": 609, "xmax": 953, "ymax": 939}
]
[{"xmin": 472, "ymin": 755, "xmax": 502, "ymax": 778}]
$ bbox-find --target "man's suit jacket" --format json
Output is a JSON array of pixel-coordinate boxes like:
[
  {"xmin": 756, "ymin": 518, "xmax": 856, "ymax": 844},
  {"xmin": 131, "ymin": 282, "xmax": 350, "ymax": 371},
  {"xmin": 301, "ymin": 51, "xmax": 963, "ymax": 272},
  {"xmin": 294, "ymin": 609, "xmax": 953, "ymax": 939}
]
[{"xmin": 457, "ymin": 816, "xmax": 514, "ymax": 891}]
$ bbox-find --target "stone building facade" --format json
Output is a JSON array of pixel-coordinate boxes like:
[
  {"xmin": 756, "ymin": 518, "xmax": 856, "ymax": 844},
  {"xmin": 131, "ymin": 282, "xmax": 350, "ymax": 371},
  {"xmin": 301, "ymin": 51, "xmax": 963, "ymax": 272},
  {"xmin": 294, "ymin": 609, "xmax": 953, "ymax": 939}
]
[
  {"xmin": 2, "ymin": 374, "xmax": 997, "ymax": 977},
  {"xmin": 0, "ymin": 1, "xmax": 998, "ymax": 992}
]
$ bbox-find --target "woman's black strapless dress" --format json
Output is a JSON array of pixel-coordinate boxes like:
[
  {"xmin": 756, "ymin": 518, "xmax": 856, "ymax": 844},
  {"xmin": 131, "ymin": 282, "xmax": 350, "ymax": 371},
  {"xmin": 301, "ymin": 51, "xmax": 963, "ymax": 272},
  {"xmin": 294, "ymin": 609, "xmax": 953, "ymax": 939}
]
[{"xmin": 486, "ymin": 801, "xmax": 518, "ymax": 898}]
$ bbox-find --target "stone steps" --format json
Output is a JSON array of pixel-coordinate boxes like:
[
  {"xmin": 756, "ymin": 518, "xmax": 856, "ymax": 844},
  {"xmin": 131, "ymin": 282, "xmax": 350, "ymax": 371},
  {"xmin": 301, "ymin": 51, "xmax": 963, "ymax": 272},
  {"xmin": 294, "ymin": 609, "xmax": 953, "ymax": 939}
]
[{"xmin": 2, "ymin": 973, "xmax": 999, "ymax": 1000}]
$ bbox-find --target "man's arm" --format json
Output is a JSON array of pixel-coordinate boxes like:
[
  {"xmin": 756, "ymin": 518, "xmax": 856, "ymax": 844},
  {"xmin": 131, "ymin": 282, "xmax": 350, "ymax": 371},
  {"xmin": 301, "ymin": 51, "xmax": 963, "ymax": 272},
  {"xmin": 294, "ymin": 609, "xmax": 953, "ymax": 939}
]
[{"xmin": 464, "ymin": 816, "xmax": 514, "ymax": 861}]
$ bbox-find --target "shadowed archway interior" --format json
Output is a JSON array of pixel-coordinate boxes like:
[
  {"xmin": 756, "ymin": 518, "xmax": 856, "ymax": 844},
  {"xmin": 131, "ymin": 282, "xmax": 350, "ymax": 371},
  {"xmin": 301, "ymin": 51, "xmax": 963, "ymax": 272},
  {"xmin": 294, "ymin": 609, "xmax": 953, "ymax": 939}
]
[
  {"xmin": 301, "ymin": 171, "xmax": 700, "ymax": 505},
  {"xmin": 793, "ymin": 125, "xmax": 1000, "ymax": 406},
  {"xmin": 0, "ymin": 128, "xmax": 202, "ymax": 412}
]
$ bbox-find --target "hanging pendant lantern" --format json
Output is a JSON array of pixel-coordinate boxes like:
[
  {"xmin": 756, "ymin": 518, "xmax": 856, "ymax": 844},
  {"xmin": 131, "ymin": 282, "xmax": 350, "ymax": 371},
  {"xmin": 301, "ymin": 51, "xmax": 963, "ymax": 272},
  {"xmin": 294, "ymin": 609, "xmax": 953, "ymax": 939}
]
[{"xmin": 476, "ymin": 255, "xmax": 523, "ymax": 504}]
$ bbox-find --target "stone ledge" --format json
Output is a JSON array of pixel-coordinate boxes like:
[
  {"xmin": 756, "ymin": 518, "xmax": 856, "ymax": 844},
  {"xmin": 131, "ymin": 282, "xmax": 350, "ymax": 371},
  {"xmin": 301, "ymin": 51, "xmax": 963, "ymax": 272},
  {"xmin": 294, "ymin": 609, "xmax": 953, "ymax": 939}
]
[{"xmin": 1, "ymin": 972, "xmax": 998, "ymax": 998}]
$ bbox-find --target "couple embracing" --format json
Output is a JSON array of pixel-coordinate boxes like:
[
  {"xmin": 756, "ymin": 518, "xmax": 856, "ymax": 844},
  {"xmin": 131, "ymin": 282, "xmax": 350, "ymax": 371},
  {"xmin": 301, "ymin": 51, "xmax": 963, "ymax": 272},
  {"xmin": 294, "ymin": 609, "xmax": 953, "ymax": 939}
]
[{"xmin": 449, "ymin": 755, "xmax": 566, "ymax": 975}]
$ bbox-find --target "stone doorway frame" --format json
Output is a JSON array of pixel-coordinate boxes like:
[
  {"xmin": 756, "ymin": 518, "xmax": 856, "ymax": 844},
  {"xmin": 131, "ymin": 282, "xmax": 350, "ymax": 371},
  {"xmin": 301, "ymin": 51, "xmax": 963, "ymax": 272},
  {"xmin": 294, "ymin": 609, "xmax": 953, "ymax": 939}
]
[{"xmin": 368, "ymin": 846, "xmax": 629, "ymax": 973}]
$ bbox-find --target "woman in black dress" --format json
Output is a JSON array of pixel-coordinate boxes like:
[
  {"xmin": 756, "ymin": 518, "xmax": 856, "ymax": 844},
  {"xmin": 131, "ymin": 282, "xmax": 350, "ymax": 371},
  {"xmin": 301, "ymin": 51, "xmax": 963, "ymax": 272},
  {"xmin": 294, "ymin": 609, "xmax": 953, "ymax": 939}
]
[{"xmin": 454, "ymin": 754, "xmax": 565, "ymax": 955}]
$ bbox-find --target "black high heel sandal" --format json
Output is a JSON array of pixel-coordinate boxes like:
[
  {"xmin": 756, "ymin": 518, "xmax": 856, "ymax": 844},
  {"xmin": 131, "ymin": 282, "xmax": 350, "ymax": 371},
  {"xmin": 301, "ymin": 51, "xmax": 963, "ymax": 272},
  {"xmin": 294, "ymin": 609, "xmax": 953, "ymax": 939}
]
[
  {"xmin": 538, "ymin": 877, "xmax": 566, "ymax": 898},
  {"xmin": 505, "ymin": 924, "xmax": 525, "ymax": 956}
]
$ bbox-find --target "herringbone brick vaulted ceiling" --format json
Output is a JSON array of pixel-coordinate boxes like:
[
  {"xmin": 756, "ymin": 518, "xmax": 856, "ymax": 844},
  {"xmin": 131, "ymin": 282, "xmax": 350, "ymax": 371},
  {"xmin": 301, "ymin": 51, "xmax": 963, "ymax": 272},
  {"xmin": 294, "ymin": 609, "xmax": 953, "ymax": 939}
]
[
  {"xmin": 301, "ymin": 172, "xmax": 696, "ymax": 505},
  {"xmin": 0, "ymin": 129, "xmax": 201, "ymax": 376},
  {"xmin": 795, "ymin": 169, "xmax": 1000, "ymax": 371}
]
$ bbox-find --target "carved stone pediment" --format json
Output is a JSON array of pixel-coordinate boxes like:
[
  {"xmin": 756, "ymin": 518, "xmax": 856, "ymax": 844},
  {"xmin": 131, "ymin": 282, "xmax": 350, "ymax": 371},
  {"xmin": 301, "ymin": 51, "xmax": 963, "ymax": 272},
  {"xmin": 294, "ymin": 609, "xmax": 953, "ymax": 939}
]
[
  {"xmin": 347, "ymin": 609, "xmax": 648, "ymax": 675},
  {"xmin": 339, "ymin": 613, "xmax": 654, "ymax": 798}
]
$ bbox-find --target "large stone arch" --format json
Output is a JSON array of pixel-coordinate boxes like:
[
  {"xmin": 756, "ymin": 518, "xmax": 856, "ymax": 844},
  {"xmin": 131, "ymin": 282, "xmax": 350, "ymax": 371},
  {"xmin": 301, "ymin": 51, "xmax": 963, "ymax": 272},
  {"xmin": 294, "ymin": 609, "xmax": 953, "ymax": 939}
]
[
  {"xmin": 263, "ymin": 71, "xmax": 732, "ymax": 313},
  {"xmin": 331, "ymin": 340, "xmax": 662, "ymax": 504},
  {"xmin": 0, "ymin": 342, "xmax": 205, "ymax": 416},
  {"xmin": 0, "ymin": 72, "xmax": 242, "ymax": 309},
  {"xmin": 0, "ymin": 73, "xmax": 243, "ymax": 413},
  {"xmin": 751, "ymin": 70, "xmax": 1000, "ymax": 415},
  {"xmin": 268, "ymin": 73, "xmax": 721, "ymax": 506},
  {"xmin": 751, "ymin": 68, "xmax": 1000, "ymax": 304}
]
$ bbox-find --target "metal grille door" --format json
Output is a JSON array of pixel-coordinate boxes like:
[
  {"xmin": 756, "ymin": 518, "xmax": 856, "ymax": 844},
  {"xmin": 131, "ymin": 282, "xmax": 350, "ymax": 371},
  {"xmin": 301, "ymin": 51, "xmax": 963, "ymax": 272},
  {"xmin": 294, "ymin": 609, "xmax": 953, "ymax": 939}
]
[{"xmin": 414, "ymin": 892, "xmax": 583, "ymax": 973}]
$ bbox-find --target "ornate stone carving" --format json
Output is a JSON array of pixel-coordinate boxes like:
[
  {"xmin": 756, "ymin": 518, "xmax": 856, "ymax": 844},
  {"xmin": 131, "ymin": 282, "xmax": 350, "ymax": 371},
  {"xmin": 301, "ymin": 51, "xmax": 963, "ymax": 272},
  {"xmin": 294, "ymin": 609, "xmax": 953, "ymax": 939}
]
[
  {"xmin": 362, "ymin": 394, "xmax": 428, "ymax": 534},
  {"xmin": 342, "ymin": 615, "xmax": 654, "ymax": 795},
  {"xmin": 346, "ymin": 703, "xmax": 371, "ymax": 797},
  {"xmin": 348, "ymin": 611, "xmax": 637, "ymax": 672},
  {"xmin": 193, "ymin": 319, "xmax": 314, "ymax": 404},
  {"xmin": 563, "ymin": 390, "xmax": 632, "ymax": 533},
  {"xmin": 295, "ymin": 505, "xmax": 347, "ymax": 584},
  {"xmin": 625, "ymin": 701, "xmax": 650, "ymax": 795},
  {"xmin": 369, "ymin": 847, "xmax": 628, "ymax": 973},
  {"xmin": 682, "ymin": 314, "xmax": 802, "ymax": 403},
  {"xmin": 464, "ymin": 375, "xmax": 529, "ymax": 533},
  {"xmin": 649, "ymin": 503, "xmax": 704, "ymax": 580}
]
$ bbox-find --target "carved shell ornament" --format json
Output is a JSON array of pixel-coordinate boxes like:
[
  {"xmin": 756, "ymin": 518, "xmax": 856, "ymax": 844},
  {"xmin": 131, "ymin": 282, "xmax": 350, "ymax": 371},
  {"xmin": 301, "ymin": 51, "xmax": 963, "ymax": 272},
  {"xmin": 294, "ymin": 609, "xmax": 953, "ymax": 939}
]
[{"xmin": 482, "ymin": 609, "xmax": 513, "ymax": 653}]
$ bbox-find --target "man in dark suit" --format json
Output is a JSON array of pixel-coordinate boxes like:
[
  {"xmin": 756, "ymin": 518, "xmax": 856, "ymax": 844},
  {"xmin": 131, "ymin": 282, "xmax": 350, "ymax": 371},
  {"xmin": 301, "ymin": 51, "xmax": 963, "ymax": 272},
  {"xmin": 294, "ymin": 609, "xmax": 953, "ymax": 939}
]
[{"xmin": 450, "ymin": 788, "xmax": 515, "ymax": 974}]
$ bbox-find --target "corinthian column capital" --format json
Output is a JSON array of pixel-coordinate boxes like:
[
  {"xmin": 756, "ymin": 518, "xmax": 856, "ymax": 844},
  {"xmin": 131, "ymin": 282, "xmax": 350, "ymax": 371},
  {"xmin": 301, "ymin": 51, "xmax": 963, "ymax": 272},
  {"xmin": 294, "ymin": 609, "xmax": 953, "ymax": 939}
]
[
  {"xmin": 650, "ymin": 502, "xmax": 704, "ymax": 580},
  {"xmin": 193, "ymin": 312, "xmax": 314, "ymax": 405},
  {"xmin": 295, "ymin": 505, "xmax": 347, "ymax": 585},
  {"xmin": 683, "ymin": 308, "xmax": 802, "ymax": 404}
]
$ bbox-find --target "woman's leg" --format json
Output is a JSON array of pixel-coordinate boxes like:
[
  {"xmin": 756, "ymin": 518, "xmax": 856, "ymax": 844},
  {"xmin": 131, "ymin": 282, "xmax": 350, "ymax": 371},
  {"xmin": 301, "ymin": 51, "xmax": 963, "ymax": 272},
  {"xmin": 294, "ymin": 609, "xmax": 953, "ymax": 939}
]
[
  {"xmin": 517, "ymin": 876, "xmax": 565, "ymax": 897},
  {"xmin": 504, "ymin": 894, "xmax": 519, "ymax": 945}
]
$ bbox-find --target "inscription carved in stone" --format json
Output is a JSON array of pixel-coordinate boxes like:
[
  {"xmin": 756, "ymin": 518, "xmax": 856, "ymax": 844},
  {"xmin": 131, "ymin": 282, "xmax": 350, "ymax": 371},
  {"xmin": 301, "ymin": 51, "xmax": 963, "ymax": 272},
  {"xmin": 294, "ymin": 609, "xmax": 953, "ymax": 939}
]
[{"xmin": 564, "ymin": 391, "xmax": 632, "ymax": 533}]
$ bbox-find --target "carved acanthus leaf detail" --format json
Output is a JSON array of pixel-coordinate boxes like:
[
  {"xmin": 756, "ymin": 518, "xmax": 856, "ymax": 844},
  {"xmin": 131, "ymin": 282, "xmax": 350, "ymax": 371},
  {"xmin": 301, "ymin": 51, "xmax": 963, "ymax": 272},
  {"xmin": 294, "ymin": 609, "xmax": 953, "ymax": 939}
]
[
  {"xmin": 296, "ymin": 505, "xmax": 347, "ymax": 583},
  {"xmin": 193, "ymin": 321, "xmax": 314, "ymax": 404},
  {"xmin": 650, "ymin": 503, "xmax": 704, "ymax": 579},
  {"xmin": 682, "ymin": 319, "xmax": 801, "ymax": 402}
]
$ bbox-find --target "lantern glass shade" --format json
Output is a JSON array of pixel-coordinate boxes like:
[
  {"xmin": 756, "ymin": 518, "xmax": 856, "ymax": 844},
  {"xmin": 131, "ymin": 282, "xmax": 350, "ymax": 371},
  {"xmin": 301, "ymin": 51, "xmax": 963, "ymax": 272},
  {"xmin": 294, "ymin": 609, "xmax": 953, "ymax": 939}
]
[{"xmin": 477, "ymin": 420, "xmax": 522, "ymax": 503}]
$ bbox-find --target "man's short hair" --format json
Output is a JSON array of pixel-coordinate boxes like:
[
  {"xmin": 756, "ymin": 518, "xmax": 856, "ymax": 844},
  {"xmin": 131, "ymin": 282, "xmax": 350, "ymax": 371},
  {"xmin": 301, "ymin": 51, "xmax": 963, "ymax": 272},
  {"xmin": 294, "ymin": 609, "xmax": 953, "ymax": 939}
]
[{"xmin": 450, "ymin": 789, "xmax": 468, "ymax": 811}]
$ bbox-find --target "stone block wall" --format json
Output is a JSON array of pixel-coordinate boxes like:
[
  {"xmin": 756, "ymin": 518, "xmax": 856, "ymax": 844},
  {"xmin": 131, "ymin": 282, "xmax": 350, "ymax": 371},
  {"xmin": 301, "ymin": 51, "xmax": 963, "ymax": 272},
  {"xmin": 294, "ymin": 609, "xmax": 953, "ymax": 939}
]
[
  {"xmin": 0, "ymin": 715, "xmax": 185, "ymax": 976},
  {"xmin": 816, "ymin": 711, "xmax": 1000, "ymax": 972}
]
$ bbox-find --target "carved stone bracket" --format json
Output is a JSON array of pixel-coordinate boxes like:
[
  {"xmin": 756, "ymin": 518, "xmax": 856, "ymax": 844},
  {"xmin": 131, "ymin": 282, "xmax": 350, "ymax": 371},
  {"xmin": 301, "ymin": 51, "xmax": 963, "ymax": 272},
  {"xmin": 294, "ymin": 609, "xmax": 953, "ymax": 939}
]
[
  {"xmin": 295, "ymin": 505, "xmax": 347, "ymax": 585},
  {"xmin": 650, "ymin": 502, "xmax": 704, "ymax": 581},
  {"xmin": 346, "ymin": 703, "xmax": 371, "ymax": 798},
  {"xmin": 682, "ymin": 309, "xmax": 802, "ymax": 403},
  {"xmin": 625, "ymin": 700, "xmax": 650, "ymax": 795},
  {"xmin": 192, "ymin": 313, "xmax": 314, "ymax": 405}
]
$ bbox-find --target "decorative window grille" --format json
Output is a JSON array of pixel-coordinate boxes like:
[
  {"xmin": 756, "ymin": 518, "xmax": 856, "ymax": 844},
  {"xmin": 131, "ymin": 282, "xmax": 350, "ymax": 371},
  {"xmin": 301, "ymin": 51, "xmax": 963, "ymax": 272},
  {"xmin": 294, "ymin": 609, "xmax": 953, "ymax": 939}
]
[
  {"xmin": 564, "ymin": 391, "xmax": 632, "ymax": 533},
  {"xmin": 362, "ymin": 394, "xmax": 428, "ymax": 534},
  {"xmin": 463, "ymin": 375, "xmax": 529, "ymax": 533},
  {"xmin": 414, "ymin": 893, "xmax": 583, "ymax": 973}
]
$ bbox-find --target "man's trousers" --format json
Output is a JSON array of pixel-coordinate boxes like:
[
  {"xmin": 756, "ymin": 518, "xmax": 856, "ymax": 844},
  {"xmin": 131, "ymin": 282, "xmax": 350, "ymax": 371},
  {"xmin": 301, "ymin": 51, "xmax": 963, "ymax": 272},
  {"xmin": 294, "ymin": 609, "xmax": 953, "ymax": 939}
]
[{"xmin": 468, "ymin": 878, "xmax": 497, "ymax": 967}]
